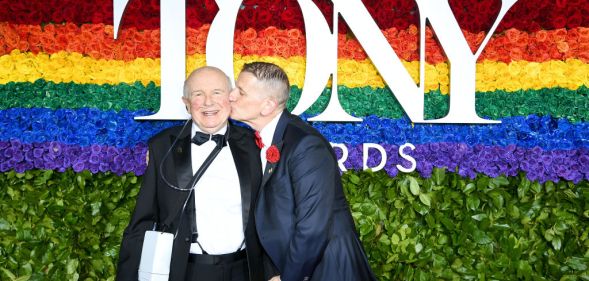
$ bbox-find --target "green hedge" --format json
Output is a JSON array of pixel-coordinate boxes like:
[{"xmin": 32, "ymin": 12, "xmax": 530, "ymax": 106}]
[
  {"xmin": 344, "ymin": 169, "xmax": 589, "ymax": 280},
  {"xmin": 0, "ymin": 170, "xmax": 139, "ymax": 281},
  {"xmin": 1, "ymin": 169, "xmax": 588, "ymax": 280}
]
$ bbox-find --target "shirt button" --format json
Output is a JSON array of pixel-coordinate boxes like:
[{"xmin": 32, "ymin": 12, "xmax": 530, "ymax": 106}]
[{"xmin": 184, "ymin": 237, "xmax": 190, "ymax": 243}]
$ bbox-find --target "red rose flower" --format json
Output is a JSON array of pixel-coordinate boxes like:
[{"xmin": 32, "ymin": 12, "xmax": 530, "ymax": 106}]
[{"xmin": 266, "ymin": 145, "xmax": 280, "ymax": 164}]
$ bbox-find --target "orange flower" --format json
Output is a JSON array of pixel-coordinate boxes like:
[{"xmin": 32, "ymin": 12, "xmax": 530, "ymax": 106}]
[
  {"xmin": 534, "ymin": 29, "xmax": 548, "ymax": 42},
  {"xmin": 407, "ymin": 24, "xmax": 418, "ymax": 36},
  {"xmin": 260, "ymin": 26, "xmax": 278, "ymax": 37},
  {"xmin": 241, "ymin": 28, "xmax": 257, "ymax": 41},
  {"xmin": 99, "ymin": 41, "xmax": 115, "ymax": 60},
  {"xmin": 103, "ymin": 25, "xmax": 114, "ymax": 36},
  {"xmin": 43, "ymin": 24, "xmax": 56, "ymax": 35},
  {"xmin": 150, "ymin": 29, "xmax": 160, "ymax": 44},
  {"xmin": 121, "ymin": 45, "xmax": 136, "ymax": 61},
  {"xmin": 339, "ymin": 48, "xmax": 352, "ymax": 59},
  {"xmin": 135, "ymin": 43, "xmax": 149, "ymax": 58},
  {"xmin": 64, "ymin": 22, "xmax": 79, "ymax": 34},
  {"xmin": 553, "ymin": 29, "xmax": 567, "ymax": 42},
  {"xmin": 275, "ymin": 36, "xmax": 290, "ymax": 57},
  {"xmin": 286, "ymin": 29, "xmax": 302, "ymax": 40},
  {"xmin": 186, "ymin": 37, "xmax": 198, "ymax": 55},
  {"xmin": 17, "ymin": 40, "xmax": 29, "ymax": 52},
  {"xmin": 86, "ymin": 42, "xmax": 101, "ymax": 59},
  {"xmin": 90, "ymin": 23, "xmax": 105, "ymax": 35},
  {"xmin": 241, "ymin": 39, "xmax": 255, "ymax": 54},
  {"xmin": 578, "ymin": 27, "xmax": 589, "ymax": 41},
  {"xmin": 505, "ymin": 28, "xmax": 520, "ymax": 44},
  {"xmin": 2, "ymin": 24, "xmax": 20, "ymax": 49},
  {"xmin": 55, "ymin": 33, "xmax": 68, "ymax": 50},
  {"xmin": 578, "ymin": 50, "xmax": 589, "ymax": 62},
  {"xmin": 556, "ymin": 41, "xmax": 570, "ymax": 53}
]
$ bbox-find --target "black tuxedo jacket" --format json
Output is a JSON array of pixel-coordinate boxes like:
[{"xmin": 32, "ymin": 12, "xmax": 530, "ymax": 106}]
[
  {"xmin": 116, "ymin": 122, "xmax": 264, "ymax": 281},
  {"xmin": 255, "ymin": 112, "xmax": 376, "ymax": 281}
]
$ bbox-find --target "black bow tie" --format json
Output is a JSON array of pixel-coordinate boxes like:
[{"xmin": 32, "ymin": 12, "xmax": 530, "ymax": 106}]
[{"xmin": 192, "ymin": 131, "xmax": 226, "ymax": 147}]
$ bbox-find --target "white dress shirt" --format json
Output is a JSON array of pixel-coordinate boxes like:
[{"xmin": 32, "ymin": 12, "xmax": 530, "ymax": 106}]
[
  {"xmin": 259, "ymin": 112, "xmax": 283, "ymax": 171},
  {"xmin": 188, "ymin": 123, "xmax": 244, "ymax": 254}
]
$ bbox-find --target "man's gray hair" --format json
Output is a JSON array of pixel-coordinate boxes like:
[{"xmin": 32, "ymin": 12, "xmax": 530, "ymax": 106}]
[
  {"xmin": 183, "ymin": 66, "xmax": 232, "ymax": 98},
  {"xmin": 241, "ymin": 62, "xmax": 290, "ymax": 107}
]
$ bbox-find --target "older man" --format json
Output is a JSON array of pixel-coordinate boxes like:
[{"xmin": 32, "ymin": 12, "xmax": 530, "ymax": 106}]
[
  {"xmin": 229, "ymin": 62, "xmax": 376, "ymax": 281},
  {"xmin": 116, "ymin": 66, "xmax": 264, "ymax": 281}
]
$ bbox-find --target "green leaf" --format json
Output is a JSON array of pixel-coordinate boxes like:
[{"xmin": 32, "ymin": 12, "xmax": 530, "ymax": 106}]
[
  {"xmin": 473, "ymin": 230, "xmax": 492, "ymax": 244},
  {"xmin": 418, "ymin": 193, "xmax": 431, "ymax": 207},
  {"xmin": 415, "ymin": 243, "xmax": 423, "ymax": 254},
  {"xmin": 490, "ymin": 176, "xmax": 509, "ymax": 187},
  {"xmin": 551, "ymin": 237, "xmax": 562, "ymax": 250},
  {"xmin": 408, "ymin": 177, "xmax": 420, "ymax": 196},
  {"xmin": 466, "ymin": 196, "xmax": 480, "ymax": 211},
  {"xmin": 90, "ymin": 202, "xmax": 102, "ymax": 216},
  {"xmin": 471, "ymin": 214, "xmax": 487, "ymax": 221},
  {"xmin": 463, "ymin": 183, "xmax": 475, "ymax": 194},
  {"xmin": 66, "ymin": 258, "xmax": 79, "ymax": 275},
  {"xmin": 391, "ymin": 234, "xmax": 400, "ymax": 245},
  {"xmin": 348, "ymin": 173, "xmax": 360, "ymax": 185},
  {"xmin": 432, "ymin": 168, "xmax": 446, "ymax": 185},
  {"xmin": 488, "ymin": 191, "xmax": 504, "ymax": 209},
  {"xmin": 1, "ymin": 268, "xmax": 16, "ymax": 280},
  {"xmin": 565, "ymin": 257, "xmax": 588, "ymax": 271},
  {"xmin": 517, "ymin": 260, "xmax": 532, "ymax": 279}
]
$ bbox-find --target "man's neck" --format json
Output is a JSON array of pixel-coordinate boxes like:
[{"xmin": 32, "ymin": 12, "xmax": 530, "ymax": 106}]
[{"xmin": 252, "ymin": 110, "xmax": 282, "ymax": 132}]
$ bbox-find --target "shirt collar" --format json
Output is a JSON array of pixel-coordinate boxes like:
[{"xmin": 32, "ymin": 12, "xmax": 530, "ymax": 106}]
[{"xmin": 259, "ymin": 111, "xmax": 283, "ymax": 147}]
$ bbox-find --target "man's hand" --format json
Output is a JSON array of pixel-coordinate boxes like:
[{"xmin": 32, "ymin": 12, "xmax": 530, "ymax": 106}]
[{"xmin": 269, "ymin": 276, "xmax": 281, "ymax": 281}]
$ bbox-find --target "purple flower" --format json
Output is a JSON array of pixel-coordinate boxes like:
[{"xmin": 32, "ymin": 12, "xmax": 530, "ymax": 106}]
[
  {"xmin": 33, "ymin": 157, "xmax": 44, "ymax": 168},
  {"xmin": 14, "ymin": 163, "xmax": 26, "ymax": 173},
  {"xmin": 91, "ymin": 144, "xmax": 102, "ymax": 154},
  {"xmin": 49, "ymin": 142, "xmax": 63, "ymax": 157},
  {"xmin": 9, "ymin": 139, "xmax": 22, "ymax": 149},
  {"xmin": 89, "ymin": 163, "xmax": 100, "ymax": 174},
  {"xmin": 33, "ymin": 148, "xmax": 44, "ymax": 158},
  {"xmin": 72, "ymin": 161, "xmax": 85, "ymax": 173},
  {"xmin": 12, "ymin": 150, "xmax": 24, "ymax": 162},
  {"xmin": 89, "ymin": 154, "xmax": 100, "ymax": 165}
]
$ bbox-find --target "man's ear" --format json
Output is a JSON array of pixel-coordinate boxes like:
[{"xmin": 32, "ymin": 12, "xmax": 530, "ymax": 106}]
[
  {"xmin": 182, "ymin": 97, "xmax": 190, "ymax": 112},
  {"xmin": 260, "ymin": 98, "xmax": 279, "ymax": 116}
]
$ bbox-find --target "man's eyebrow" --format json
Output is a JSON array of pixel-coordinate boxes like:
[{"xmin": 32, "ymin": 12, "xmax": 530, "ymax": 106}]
[{"xmin": 190, "ymin": 88, "xmax": 226, "ymax": 93}]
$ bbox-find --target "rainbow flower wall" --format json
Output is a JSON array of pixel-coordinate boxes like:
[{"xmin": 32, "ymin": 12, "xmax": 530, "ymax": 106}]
[{"xmin": 1, "ymin": 0, "xmax": 588, "ymax": 279}]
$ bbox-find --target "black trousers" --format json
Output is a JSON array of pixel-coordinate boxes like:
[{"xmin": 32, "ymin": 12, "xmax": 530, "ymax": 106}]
[{"xmin": 184, "ymin": 250, "xmax": 249, "ymax": 281}]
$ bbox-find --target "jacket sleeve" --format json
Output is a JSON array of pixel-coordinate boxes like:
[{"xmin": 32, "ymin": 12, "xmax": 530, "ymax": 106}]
[
  {"xmin": 263, "ymin": 252, "xmax": 281, "ymax": 280},
  {"xmin": 281, "ymin": 136, "xmax": 335, "ymax": 281},
  {"xmin": 115, "ymin": 144, "xmax": 160, "ymax": 281}
]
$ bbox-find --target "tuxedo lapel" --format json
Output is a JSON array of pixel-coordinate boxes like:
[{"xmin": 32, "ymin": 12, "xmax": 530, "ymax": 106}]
[
  {"xmin": 228, "ymin": 124, "xmax": 256, "ymax": 231},
  {"xmin": 170, "ymin": 126, "xmax": 193, "ymax": 191},
  {"xmin": 260, "ymin": 111, "xmax": 290, "ymax": 188}
]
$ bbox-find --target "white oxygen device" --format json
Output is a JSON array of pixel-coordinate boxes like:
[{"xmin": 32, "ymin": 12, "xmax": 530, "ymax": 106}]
[{"xmin": 138, "ymin": 230, "xmax": 174, "ymax": 281}]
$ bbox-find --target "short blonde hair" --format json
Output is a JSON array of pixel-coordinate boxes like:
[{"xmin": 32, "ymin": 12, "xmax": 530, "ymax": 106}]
[{"xmin": 241, "ymin": 62, "xmax": 290, "ymax": 107}]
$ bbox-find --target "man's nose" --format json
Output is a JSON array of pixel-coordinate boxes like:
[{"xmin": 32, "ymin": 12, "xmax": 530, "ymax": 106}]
[{"xmin": 203, "ymin": 94, "xmax": 214, "ymax": 106}]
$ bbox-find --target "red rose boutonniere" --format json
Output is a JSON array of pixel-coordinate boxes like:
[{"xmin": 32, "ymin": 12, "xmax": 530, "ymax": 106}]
[{"xmin": 266, "ymin": 145, "xmax": 280, "ymax": 163}]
